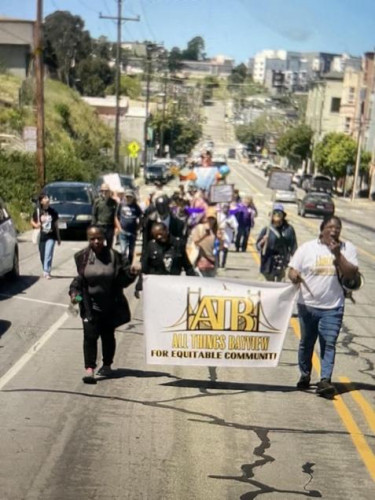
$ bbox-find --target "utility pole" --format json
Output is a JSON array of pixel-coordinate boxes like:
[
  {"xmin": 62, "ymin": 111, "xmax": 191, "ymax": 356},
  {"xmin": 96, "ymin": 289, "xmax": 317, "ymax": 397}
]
[
  {"xmin": 159, "ymin": 72, "xmax": 168, "ymax": 158},
  {"xmin": 351, "ymin": 97, "xmax": 365, "ymax": 201},
  {"xmin": 35, "ymin": 0, "xmax": 45, "ymax": 190},
  {"xmin": 143, "ymin": 43, "xmax": 163, "ymax": 166},
  {"xmin": 100, "ymin": 2, "xmax": 139, "ymax": 168}
]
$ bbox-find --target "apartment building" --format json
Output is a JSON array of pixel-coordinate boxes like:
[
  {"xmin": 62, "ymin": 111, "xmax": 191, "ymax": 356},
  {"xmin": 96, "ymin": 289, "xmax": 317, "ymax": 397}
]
[
  {"xmin": 0, "ymin": 18, "xmax": 34, "ymax": 77},
  {"xmin": 305, "ymin": 73, "xmax": 344, "ymax": 142}
]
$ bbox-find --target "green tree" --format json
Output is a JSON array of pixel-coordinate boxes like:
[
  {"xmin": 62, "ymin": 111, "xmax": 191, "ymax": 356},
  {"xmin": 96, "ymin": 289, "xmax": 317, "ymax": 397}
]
[
  {"xmin": 168, "ymin": 47, "xmax": 184, "ymax": 72},
  {"xmin": 182, "ymin": 36, "xmax": 205, "ymax": 61},
  {"xmin": 75, "ymin": 57, "xmax": 114, "ymax": 96},
  {"xmin": 228, "ymin": 63, "xmax": 248, "ymax": 86},
  {"xmin": 92, "ymin": 36, "xmax": 111, "ymax": 60},
  {"xmin": 314, "ymin": 133, "xmax": 357, "ymax": 178},
  {"xmin": 106, "ymin": 75, "xmax": 141, "ymax": 99},
  {"xmin": 277, "ymin": 124, "xmax": 313, "ymax": 165},
  {"xmin": 235, "ymin": 113, "xmax": 285, "ymax": 150},
  {"xmin": 151, "ymin": 111, "xmax": 202, "ymax": 155},
  {"xmin": 44, "ymin": 10, "xmax": 91, "ymax": 85}
]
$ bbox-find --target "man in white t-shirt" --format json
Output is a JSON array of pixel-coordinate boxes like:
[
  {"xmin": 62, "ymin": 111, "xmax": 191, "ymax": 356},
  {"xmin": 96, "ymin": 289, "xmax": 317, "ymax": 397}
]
[{"xmin": 288, "ymin": 216, "xmax": 359, "ymax": 398}]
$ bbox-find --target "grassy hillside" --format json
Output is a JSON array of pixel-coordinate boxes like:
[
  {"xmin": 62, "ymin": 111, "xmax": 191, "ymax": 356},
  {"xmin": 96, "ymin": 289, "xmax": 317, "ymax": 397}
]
[{"xmin": 0, "ymin": 74, "xmax": 115, "ymax": 230}]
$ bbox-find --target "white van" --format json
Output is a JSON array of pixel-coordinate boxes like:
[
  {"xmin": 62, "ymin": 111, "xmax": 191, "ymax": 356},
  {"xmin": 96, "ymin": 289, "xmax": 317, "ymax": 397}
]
[{"xmin": 0, "ymin": 198, "xmax": 19, "ymax": 279}]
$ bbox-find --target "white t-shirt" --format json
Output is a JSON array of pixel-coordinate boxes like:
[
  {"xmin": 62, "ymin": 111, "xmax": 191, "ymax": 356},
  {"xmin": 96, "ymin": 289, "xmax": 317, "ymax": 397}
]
[
  {"xmin": 217, "ymin": 213, "xmax": 238, "ymax": 248},
  {"xmin": 289, "ymin": 239, "xmax": 358, "ymax": 309}
]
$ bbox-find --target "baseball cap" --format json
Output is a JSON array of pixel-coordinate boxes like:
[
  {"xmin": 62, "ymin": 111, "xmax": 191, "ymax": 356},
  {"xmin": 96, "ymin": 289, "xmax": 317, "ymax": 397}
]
[
  {"xmin": 124, "ymin": 189, "xmax": 134, "ymax": 197},
  {"xmin": 273, "ymin": 203, "xmax": 286, "ymax": 214},
  {"xmin": 205, "ymin": 206, "xmax": 217, "ymax": 219}
]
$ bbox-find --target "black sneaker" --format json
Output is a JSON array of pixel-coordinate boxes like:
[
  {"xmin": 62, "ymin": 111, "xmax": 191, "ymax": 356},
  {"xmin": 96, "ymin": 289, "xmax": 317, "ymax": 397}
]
[
  {"xmin": 316, "ymin": 379, "xmax": 335, "ymax": 398},
  {"xmin": 97, "ymin": 365, "xmax": 113, "ymax": 377},
  {"xmin": 296, "ymin": 375, "xmax": 311, "ymax": 389}
]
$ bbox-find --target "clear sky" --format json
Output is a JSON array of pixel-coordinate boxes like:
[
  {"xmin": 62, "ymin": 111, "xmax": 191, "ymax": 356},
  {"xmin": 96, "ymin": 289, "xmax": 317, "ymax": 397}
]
[{"xmin": 1, "ymin": 0, "xmax": 375, "ymax": 63}]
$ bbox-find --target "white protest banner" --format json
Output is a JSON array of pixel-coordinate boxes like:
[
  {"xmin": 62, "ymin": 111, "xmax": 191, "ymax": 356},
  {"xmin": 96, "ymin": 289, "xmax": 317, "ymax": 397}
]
[{"xmin": 143, "ymin": 275, "xmax": 298, "ymax": 367}]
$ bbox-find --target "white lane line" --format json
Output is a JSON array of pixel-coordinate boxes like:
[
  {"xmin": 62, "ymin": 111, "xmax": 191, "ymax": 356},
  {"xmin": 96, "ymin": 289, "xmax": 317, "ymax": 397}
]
[
  {"xmin": 0, "ymin": 294, "xmax": 67, "ymax": 308},
  {"xmin": 0, "ymin": 312, "xmax": 69, "ymax": 390}
]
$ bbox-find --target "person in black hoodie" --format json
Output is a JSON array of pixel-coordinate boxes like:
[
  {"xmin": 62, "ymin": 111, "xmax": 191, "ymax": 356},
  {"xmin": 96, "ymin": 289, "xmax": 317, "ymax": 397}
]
[
  {"xmin": 69, "ymin": 225, "xmax": 139, "ymax": 384},
  {"xmin": 135, "ymin": 222, "xmax": 196, "ymax": 297}
]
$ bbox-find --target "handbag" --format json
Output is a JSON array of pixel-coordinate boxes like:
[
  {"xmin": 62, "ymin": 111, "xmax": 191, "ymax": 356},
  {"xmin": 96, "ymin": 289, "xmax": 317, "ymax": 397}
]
[
  {"xmin": 32, "ymin": 229, "xmax": 40, "ymax": 245},
  {"xmin": 32, "ymin": 208, "xmax": 40, "ymax": 245}
]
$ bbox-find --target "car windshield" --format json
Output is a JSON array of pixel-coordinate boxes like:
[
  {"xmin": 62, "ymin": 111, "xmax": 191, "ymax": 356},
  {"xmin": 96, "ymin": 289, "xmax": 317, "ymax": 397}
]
[
  {"xmin": 119, "ymin": 176, "xmax": 135, "ymax": 188},
  {"xmin": 46, "ymin": 186, "xmax": 91, "ymax": 204},
  {"xmin": 306, "ymin": 194, "xmax": 331, "ymax": 202},
  {"xmin": 147, "ymin": 166, "xmax": 164, "ymax": 173}
]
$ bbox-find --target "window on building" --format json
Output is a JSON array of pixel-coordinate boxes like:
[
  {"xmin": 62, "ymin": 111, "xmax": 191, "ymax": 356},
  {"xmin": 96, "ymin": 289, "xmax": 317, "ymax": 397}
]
[
  {"xmin": 348, "ymin": 87, "xmax": 355, "ymax": 104},
  {"xmin": 331, "ymin": 97, "xmax": 341, "ymax": 113},
  {"xmin": 344, "ymin": 117, "xmax": 351, "ymax": 133}
]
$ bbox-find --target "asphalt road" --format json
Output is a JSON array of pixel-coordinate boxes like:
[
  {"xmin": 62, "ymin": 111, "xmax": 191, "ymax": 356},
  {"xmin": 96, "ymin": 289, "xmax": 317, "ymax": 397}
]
[{"xmin": 0, "ymin": 101, "xmax": 374, "ymax": 500}]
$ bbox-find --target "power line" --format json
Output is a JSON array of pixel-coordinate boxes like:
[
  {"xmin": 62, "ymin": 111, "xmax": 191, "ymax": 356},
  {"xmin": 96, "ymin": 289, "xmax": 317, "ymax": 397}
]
[
  {"xmin": 100, "ymin": 0, "xmax": 140, "ymax": 166},
  {"xmin": 138, "ymin": 0, "xmax": 157, "ymax": 41}
]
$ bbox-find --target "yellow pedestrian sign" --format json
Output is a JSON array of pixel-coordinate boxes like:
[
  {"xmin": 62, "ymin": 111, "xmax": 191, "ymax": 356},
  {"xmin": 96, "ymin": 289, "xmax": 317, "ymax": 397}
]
[{"xmin": 128, "ymin": 141, "xmax": 140, "ymax": 158}]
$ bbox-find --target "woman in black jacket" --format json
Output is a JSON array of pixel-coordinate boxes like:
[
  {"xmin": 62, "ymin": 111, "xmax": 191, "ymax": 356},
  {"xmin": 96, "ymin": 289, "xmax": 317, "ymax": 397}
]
[{"xmin": 69, "ymin": 226, "xmax": 138, "ymax": 384}]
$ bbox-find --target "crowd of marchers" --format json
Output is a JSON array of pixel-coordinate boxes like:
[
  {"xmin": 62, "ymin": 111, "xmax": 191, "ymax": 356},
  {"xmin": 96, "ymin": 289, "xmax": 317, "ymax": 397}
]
[{"xmin": 31, "ymin": 175, "xmax": 360, "ymax": 398}]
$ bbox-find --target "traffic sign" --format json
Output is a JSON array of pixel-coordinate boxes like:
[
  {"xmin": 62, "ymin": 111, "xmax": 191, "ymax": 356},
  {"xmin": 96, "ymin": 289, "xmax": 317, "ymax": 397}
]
[{"xmin": 127, "ymin": 141, "xmax": 140, "ymax": 158}]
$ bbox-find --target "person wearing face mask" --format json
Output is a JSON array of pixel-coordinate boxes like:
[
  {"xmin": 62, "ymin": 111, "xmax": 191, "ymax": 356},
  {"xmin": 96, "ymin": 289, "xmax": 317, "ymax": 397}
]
[
  {"xmin": 256, "ymin": 203, "xmax": 297, "ymax": 282},
  {"xmin": 69, "ymin": 225, "xmax": 139, "ymax": 384},
  {"xmin": 288, "ymin": 216, "xmax": 359, "ymax": 398},
  {"xmin": 92, "ymin": 183, "xmax": 121, "ymax": 248},
  {"xmin": 31, "ymin": 193, "xmax": 61, "ymax": 279},
  {"xmin": 135, "ymin": 222, "xmax": 196, "ymax": 297}
]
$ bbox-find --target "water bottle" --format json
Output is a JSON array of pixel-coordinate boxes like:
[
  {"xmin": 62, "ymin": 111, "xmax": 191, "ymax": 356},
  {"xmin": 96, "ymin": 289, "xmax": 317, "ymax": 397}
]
[{"xmin": 68, "ymin": 294, "xmax": 82, "ymax": 317}]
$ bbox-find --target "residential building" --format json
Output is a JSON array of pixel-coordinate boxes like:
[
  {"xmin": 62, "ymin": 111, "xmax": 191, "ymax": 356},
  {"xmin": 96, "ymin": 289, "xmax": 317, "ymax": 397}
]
[
  {"xmin": 253, "ymin": 50, "xmax": 288, "ymax": 84},
  {"xmin": 305, "ymin": 73, "xmax": 344, "ymax": 143},
  {"xmin": 331, "ymin": 53, "xmax": 362, "ymax": 73},
  {"xmin": 0, "ymin": 18, "xmax": 34, "ymax": 77},
  {"xmin": 339, "ymin": 67, "xmax": 362, "ymax": 137},
  {"xmin": 362, "ymin": 52, "xmax": 375, "ymax": 153},
  {"xmin": 180, "ymin": 55, "xmax": 234, "ymax": 78}
]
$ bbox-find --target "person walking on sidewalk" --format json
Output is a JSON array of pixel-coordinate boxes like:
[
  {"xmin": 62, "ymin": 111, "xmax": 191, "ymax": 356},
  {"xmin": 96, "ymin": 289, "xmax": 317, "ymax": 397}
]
[
  {"xmin": 288, "ymin": 215, "xmax": 359, "ymax": 398},
  {"xmin": 69, "ymin": 226, "xmax": 139, "ymax": 384},
  {"xmin": 31, "ymin": 193, "xmax": 61, "ymax": 279},
  {"xmin": 92, "ymin": 183, "xmax": 120, "ymax": 248}
]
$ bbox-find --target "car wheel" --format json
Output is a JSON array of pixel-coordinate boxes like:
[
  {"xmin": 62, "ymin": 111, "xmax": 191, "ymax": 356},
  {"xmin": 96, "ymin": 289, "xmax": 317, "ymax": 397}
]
[
  {"xmin": 6, "ymin": 247, "xmax": 19, "ymax": 280},
  {"xmin": 301, "ymin": 208, "xmax": 306, "ymax": 217}
]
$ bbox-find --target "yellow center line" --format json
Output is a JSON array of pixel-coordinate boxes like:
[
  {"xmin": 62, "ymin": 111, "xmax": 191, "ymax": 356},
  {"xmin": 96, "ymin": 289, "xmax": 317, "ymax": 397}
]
[
  {"xmin": 290, "ymin": 319, "xmax": 375, "ymax": 482},
  {"xmin": 338, "ymin": 376, "xmax": 375, "ymax": 435},
  {"xmin": 247, "ymin": 235, "xmax": 375, "ymax": 482}
]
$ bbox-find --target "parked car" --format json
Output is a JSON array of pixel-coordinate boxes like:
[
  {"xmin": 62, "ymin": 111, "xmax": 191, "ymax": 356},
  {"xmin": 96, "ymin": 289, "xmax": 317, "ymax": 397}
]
[
  {"xmin": 43, "ymin": 182, "xmax": 97, "ymax": 237},
  {"xmin": 264, "ymin": 164, "xmax": 282, "ymax": 177},
  {"xmin": 303, "ymin": 174, "xmax": 333, "ymax": 194},
  {"xmin": 297, "ymin": 192, "xmax": 335, "ymax": 218},
  {"xmin": 227, "ymin": 148, "xmax": 236, "ymax": 159},
  {"xmin": 274, "ymin": 187, "xmax": 298, "ymax": 203},
  {"xmin": 0, "ymin": 198, "xmax": 19, "ymax": 279},
  {"xmin": 144, "ymin": 164, "xmax": 169, "ymax": 184}
]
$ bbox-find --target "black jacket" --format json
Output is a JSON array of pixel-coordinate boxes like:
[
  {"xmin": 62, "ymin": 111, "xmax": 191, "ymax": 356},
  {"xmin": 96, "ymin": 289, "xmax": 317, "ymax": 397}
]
[
  {"xmin": 136, "ymin": 236, "xmax": 196, "ymax": 291},
  {"xmin": 142, "ymin": 213, "xmax": 185, "ymax": 251},
  {"xmin": 69, "ymin": 247, "xmax": 136, "ymax": 327}
]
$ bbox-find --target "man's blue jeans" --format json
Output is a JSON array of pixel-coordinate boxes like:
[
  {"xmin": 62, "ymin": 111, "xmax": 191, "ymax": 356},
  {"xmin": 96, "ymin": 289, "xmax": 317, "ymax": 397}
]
[
  {"xmin": 119, "ymin": 231, "xmax": 136, "ymax": 263},
  {"xmin": 297, "ymin": 303, "xmax": 344, "ymax": 381}
]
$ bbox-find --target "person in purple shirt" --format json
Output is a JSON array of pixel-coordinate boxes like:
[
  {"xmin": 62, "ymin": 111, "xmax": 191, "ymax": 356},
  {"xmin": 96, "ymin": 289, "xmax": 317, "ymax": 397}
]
[{"xmin": 234, "ymin": 196, "xmax": 257, "ymax": 252}]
